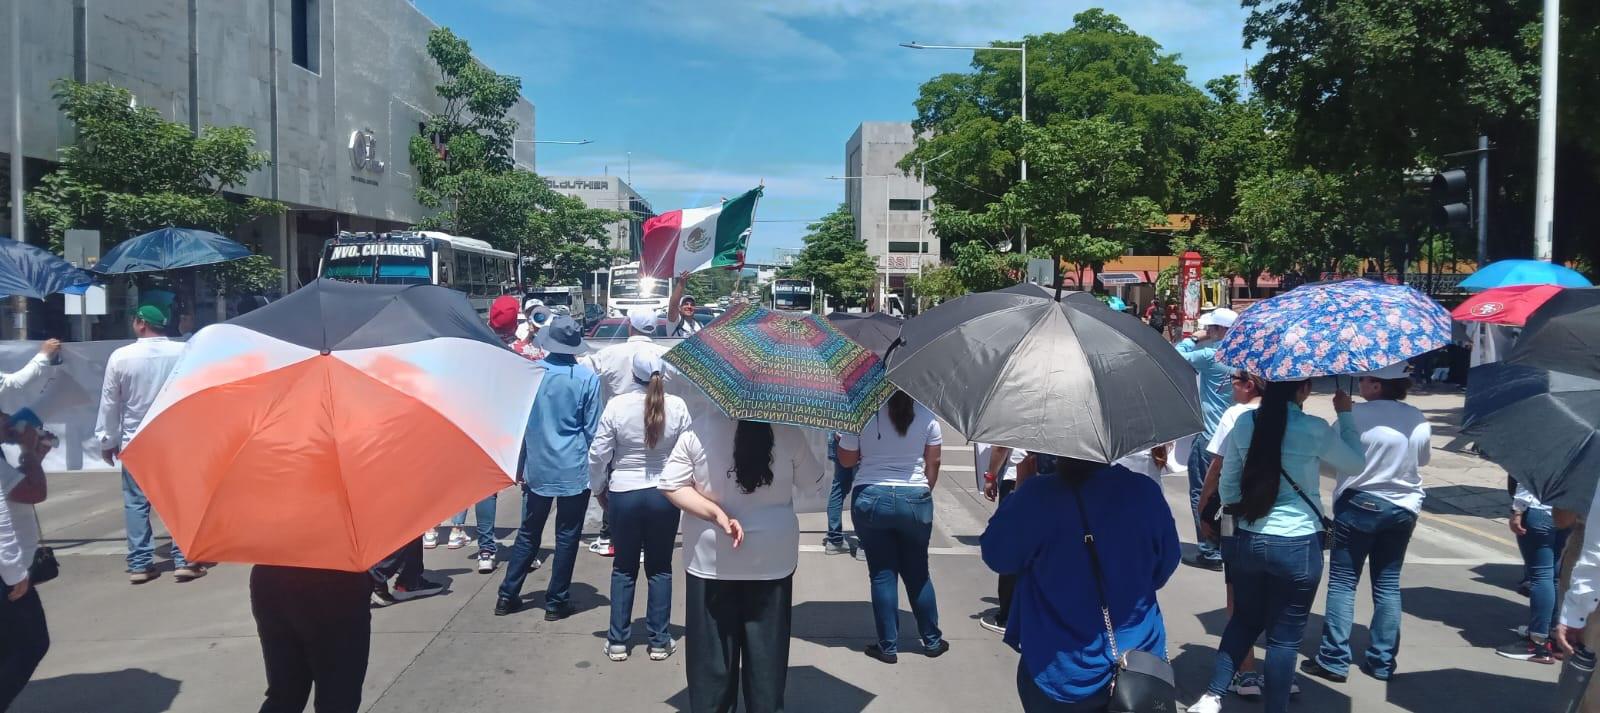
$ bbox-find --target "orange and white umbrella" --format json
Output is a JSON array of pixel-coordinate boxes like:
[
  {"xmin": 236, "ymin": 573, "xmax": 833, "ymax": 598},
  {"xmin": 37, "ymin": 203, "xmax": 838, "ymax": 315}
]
[{"xmin": 121, "ymin": 280, "xmax": 540, "ymax": 571}]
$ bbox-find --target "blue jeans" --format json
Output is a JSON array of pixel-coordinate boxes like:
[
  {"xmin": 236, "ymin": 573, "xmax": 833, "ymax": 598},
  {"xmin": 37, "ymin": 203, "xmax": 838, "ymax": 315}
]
[
  {"xmin": 825, "ymin": 462, "xmax": 856, "ymax": 545},
  {"xmin": 607, "ymin": 488, "xmax": 680, "ymax": 648},
  {"xmin": 449, "ymin": 493, "xmax": 499, "ymax": 556},
  {"xmin": 123, "ymin": 468, "xmax": 185, "ymax": 572},
  {"xmin": 1187, "ymin": 446, "xmax": 1219, "ymax": 558},
  {"xmin": 498, "ymin": 489, "xmax": 590, "ymax": 611},
  {"xmin": 1516, "ymin": 508, "xmax": 1570, "ymax": 638},
  {"xmin": 1316, "ymin": 490, "xmax": 1417, "ymax": 679},
  {"xmin": 852, "ymin": 484, "xmax": 942, "ymax": 655},
  {"xmin": 1208, "ymin": 530, "xmax": 1323, "ymax": 713}
]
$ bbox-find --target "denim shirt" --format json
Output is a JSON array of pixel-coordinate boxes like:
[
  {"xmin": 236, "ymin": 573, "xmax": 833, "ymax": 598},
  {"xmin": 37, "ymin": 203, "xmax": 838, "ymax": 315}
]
[
  {"xmin": 1177, "ymin": 339, "xmax": 1231, "ymax": 439},
  {"xmin": 1220, "ymin": 404, "xmax": 1366, "ymax": 536},
  {"xmin": 522, "ymin": 354, "xmax": 602, "ymax": 497}
]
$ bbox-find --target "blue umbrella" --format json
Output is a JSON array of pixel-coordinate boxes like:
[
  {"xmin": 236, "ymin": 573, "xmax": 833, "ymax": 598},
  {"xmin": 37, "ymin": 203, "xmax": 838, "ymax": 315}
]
[
  {"xmin": 1215, "ymin": 279, "xmax": 1452, "ymax": 381},
  {"xmin": 1459, "ymin": 259, "xmax": 1592, "ymax": 292},
  {"xmin": 92, "ymin": 227, "xmax": 252, "ymax": 274},
  {"xmin": 0, "ymin": 238, "xmax": 93, "ymax": 299}
]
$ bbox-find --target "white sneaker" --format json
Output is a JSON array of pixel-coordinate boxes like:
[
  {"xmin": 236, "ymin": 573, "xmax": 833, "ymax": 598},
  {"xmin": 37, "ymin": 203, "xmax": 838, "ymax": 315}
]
[
  {"xmin": 1186, "ymin": 693, "xmax": 1223, "ymax": 713},
  {"xmin": 447, "ymin": 528, "xmax": 470, "ymax": 550},
  {"xmin": 605, "ymin": 643, "xmax": 629, "ymax": 662},
  {"xmin": 477, "ymin": 552, "xmax": 496, "ymax": 574},
  {"xmin": 422, "ymin": 530, "xmax": 439, "ymax": 549},
  {"xmin": 649, "ymin": 639, "xmax": 678, "ymax": 661}
]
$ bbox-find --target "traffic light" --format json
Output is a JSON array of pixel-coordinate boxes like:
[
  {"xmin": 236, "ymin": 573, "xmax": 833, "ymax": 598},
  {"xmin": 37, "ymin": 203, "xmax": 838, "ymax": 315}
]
[{"xmin": 1430, "ymin": 169, "xmax": 1471, "ymax": 230}]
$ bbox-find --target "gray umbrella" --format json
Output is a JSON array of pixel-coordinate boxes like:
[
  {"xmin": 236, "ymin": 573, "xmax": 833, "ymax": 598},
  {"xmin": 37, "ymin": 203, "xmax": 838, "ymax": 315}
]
[
  {"xmin": 886, "ymin": 283, "xmax": 1201, "ymax": 463},
  {"xmin": 1463, "ymin": 362, "xmax": 1600, "ymax": 513}
]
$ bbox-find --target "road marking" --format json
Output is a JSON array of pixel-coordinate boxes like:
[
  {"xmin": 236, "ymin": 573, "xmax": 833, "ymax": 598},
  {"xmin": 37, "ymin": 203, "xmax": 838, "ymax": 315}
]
[{"xmin": 1419, "ymin": 509, "xmax": 1516, "ymax": 549}]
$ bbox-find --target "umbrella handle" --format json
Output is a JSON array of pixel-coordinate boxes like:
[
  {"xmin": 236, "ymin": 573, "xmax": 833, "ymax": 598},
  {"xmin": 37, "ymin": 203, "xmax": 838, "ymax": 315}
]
[{"xmin": 882, "ymin": 337, "xmax": 905, "ymax": 368}]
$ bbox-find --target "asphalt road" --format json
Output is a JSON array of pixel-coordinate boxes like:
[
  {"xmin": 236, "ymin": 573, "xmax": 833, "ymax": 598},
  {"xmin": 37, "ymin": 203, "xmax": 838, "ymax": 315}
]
[{"xmin": 11, "ymin": 424, "xmax": 1559, "ymax": 712}]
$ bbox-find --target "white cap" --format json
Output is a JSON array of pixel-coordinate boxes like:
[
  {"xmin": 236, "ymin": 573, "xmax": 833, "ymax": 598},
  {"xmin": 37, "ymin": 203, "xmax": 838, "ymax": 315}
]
[
  {"xmin": 1359, "ymin": 361, "xmax": 1410, "ymax": 380},
  {"xmin": 1207, "ymin": 307, "xmax": 1239, "ymax": 329},
  {"xmin": 523, "ymin": 298, "xmax": 544, "ymax": 314},
  {"xmin": 627, "ymin": 308, "xmax": 659, "ymax": 335},
  {"xmin": 632, "ymin": 351, "xmax": 664, "ymax": 384}
]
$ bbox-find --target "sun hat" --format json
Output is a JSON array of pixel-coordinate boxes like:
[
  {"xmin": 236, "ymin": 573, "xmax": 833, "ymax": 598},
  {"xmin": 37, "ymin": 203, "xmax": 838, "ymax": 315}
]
[
  {"xmin": 1359, "ymin": 361, "xmax": 1410, "ymax": 380},
  {"xmin": 537, "ymin": 315, "xmax": 590, "ymax": 355}
]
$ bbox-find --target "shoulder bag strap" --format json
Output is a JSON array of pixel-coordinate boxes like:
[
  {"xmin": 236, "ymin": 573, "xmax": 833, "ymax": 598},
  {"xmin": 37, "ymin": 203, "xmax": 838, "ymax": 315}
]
[
  {"xmin": 1069, "ymin": 483, "xmax": 1121, "ymax": 664},
  {"xmin": 1279, "ymin": 469, "xmax": 1329, "ymax": 525}
]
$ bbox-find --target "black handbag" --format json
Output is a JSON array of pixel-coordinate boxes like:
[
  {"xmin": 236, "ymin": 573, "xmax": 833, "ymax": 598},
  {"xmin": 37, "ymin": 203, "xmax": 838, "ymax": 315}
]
[
  {"xmin": 25, "ymin": 504, "xmax": 57, "ymax": 584},
  {"xmin": 1070, "ymin": 485, "xmax": 1177, "ymax": 713}
]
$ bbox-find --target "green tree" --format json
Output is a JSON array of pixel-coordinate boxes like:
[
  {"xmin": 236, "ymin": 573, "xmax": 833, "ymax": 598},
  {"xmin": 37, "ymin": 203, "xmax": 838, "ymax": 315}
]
[
  {"xmin": 783, "ymin": 204, "xmax": 878, "ymax": 308},
  {"xmin": 903, "ymin": 10, "xmax": 1208, "ymax": 254},
  {"xmin": 1243, "ymin": 0, "xmax": 1600, "ymax": 265},
  {"xmin": 408, "ymin": 28, "xmax": 624, "ymax": 260},
  {"xmin": 905, "ymin": 264, "xmax": 966, "ymax": 305},
  {"xmin": 26, "ymin": 80, "xmax": 282, "ymax": 258}
]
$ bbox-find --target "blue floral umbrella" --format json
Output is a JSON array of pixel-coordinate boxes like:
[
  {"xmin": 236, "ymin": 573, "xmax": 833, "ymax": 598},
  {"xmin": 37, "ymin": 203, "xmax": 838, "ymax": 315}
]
[
  {"xmin": 92, "ymin": 227, "xmax": 252, "ymax": 274},
  {"xmin": 1215, "ymin": 280, "xmax": 1452, "ymax": 381},
  {"xmin": 0, "ymin": 239, "xmax": 93, "ymax": 299}
]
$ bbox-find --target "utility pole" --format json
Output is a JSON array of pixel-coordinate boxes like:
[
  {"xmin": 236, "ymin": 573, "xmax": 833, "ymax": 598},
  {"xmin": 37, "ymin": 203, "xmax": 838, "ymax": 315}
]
[
  {"xmin": 1533, "ymin": 0, "xmax": 1558, "ymax": 261},
  {"xmin": 11, "ymin": 0, "xmax": 28, "ymax": 338},
  {"xmin": 1476, "ymin": 134, "xmax": 1489, "ymax": 267}
]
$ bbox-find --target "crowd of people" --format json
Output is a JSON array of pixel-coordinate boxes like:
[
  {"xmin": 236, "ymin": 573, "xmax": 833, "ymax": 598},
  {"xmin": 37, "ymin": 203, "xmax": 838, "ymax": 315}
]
[{"xmin": 0, "ymin": 289, "xmax": 1594, "ymax": 713}]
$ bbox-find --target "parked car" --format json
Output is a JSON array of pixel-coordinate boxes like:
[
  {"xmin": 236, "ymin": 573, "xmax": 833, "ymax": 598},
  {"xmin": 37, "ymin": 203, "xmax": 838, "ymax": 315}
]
[{"xmin": 587, "ymin": 317, "xmax": 671, "ymax": 339}]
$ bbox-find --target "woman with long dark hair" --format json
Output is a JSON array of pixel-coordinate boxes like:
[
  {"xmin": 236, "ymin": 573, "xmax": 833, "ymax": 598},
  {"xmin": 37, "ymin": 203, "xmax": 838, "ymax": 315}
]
[
  {"xmin": 590, "ymin": 353, "xmax": 691, "ymax": 662},
  {"xmin": 1188, "ymin": 380, "xmax": 1365, "ymax": 713},
  {"xmin": 659, "ymin": 412, "xmax": 822, "ymax": 713},
  {"xmin": 838, "ymin": 390, "xmax": 948, "ymax": 664},
  {"xmin": 983, "ymin": 454, "xmax": 1181, "ymax": 711}
]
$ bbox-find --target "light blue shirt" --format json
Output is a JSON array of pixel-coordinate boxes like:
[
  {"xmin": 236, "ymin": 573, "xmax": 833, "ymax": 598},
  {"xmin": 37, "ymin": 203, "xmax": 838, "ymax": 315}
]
[
  {"xmin": 522, "ymin": 354, "xmax": 602, "ymax": 498},
  {"xmin": 1177, "ymin": 338, "xmax": 1231, "ymax": 439},
  {"xmin": 1220, "ymin": 405, "xmax": 1366, "ymax": 536}
]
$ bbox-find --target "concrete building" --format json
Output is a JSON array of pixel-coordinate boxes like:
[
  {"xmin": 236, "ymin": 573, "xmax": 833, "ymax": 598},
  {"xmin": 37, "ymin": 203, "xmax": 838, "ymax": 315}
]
[
  {"xmin": 844, "ymin": 122, "xmax": 937, "ymax": 307},
  {"xmin": 543, "ymin": 176, "xmax": 653, "ymax": 258},
  {"xmin": 1, "ymin": 0, "xmax": 536, "ymax": 298}
]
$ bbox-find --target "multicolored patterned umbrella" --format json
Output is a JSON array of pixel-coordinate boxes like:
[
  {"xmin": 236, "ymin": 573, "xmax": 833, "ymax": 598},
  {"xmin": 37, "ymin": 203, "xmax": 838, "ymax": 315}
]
[
  {"xmin": 1216, "ymin": 279, "xmax": 1451, "ymax": 380},
  {"xmin": 664, "ymin": 303, "xmax": 892, "ymax": 432}
]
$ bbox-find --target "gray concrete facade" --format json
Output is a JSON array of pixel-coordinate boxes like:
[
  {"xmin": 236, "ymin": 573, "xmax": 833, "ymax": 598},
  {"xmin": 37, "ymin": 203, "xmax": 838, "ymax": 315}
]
[
  {"xmin": 844, "ymin": 122, "xmax": 938, "ymax": 300},
  {"xmin": 543, "ymin": 175, "xmax": 653, "ymax": 257},
  {"xmin": 2, "ymin": 0, "xmax": 536, "ymax": 292}
]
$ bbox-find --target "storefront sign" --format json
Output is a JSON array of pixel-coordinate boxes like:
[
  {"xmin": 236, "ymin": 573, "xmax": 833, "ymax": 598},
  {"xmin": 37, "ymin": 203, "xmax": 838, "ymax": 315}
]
[
  {"xmin": 547, "ymin": 178, "xmax": 610, "ymax": 191},
  {"xmin": 348, "ymin": 128, "xmax": 386, "ymax": 175}
]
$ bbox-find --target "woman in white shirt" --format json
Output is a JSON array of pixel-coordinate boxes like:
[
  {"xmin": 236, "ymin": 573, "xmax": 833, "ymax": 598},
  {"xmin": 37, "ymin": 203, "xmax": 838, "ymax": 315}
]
[
  {"xmin": 838, "ymin": 391, "xmax": 948, "ymax": 664},
  {"xmin": 590, "ymin": 353, "xmax": 691, "ymax": 663},
  {"xmin": 659, "ymin": 412, "xmax": 822, "ymax": 713},
  {"xmin": 1303, "ymin": 363, "xmax": 1433, "ymax": 682},
  {"xmin": 0, "ymin": 422, "xmax": 53, "ymax": 709}
]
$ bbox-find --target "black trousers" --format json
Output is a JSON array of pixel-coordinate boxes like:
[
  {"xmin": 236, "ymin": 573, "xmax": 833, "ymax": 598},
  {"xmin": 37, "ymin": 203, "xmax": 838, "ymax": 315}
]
[
  {"xmin": 0, "ymin": 585, "xmax": 49, "ymax": 710},
  {"xmin": 369, "ymin": 536, "xmax": 424, "ymax": 588},
  {"xmin": 685, "ymin": 573, "xmax": 793, "ymax": 713},
  {"xmin": 251, "ymin": 565, "xmax": 371, "ymax": 713},
  {"xmin": 997, "ymin": 479, "xmax": 1018, "ymax": 626}
]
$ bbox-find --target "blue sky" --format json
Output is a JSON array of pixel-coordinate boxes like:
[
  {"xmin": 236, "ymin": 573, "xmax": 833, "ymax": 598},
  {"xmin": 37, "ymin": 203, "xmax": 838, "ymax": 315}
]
[{"xmin": 413, "ymin": 0, "xmax": 1261, "ymax": 262}]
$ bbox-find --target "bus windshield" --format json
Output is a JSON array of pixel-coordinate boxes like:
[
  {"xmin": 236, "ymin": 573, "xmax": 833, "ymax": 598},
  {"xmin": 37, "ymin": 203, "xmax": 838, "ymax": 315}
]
[
  {"xmin": 321, "ymin": 242, "xmax": 432, "ymax": 286},
  {"xmin": 611, "ymin": 272, "xmax": 669, "ymax": 299},
  {"xmin": 527, "ymin": 289, "xmax": 574, "ymax": 307}
]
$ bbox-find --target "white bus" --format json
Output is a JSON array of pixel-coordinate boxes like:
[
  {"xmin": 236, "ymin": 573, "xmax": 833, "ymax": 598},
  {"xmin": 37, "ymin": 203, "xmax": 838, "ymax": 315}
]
[
  {"xmin": 771, "ymin": 278, "xmax": 815, "ymax": 313},
  {"xmin": 606, "ymin": 262, "xmax": 673, "ymax": 317},
  {"xmin": 318, "ymin": 230, "xmax": 517, "ymax": 315}
]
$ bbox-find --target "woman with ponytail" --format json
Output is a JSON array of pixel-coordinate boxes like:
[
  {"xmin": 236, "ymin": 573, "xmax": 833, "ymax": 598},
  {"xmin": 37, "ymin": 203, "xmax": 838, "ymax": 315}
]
[
  {"xmin": 1188, "ymin": 380, "xmax": 1365, "ymax": 713},
  {"xmin": 589, "ymin": 352, "xmax": 691, "ymax": 663},
  {"xmin": 838, "ymin": 390, "xmax": 948, "ymax": 664},
  {"xmin": 659, "ymin": 406, "xmax": 822, "ymax": 713}
]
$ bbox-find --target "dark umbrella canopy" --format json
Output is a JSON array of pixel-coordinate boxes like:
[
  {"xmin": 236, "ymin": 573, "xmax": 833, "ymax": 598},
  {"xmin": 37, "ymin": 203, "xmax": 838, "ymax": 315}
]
[
  {"xmin": 1505, "ymin": 288, "xmax": 1600, "ymax": 380},
  {"xmin": 228, "ymin": 278, "xmax": 502, "ymax": 351},
  {"xmin": 887, "ymin": 284, "xmax": 1201, "ymax": 463},
  {"xmin": 92, "ymin": 227, "xmax": 252, "ymax": 274},
  {"xmin": 1462, "ymin": 362, "xmax": 1600, "ymax": 513},
  {"xmin": 0, "ymin": 239, "xmax": 93, "ymax": 299},
  {"xmin": 825, "ymin": 312, "xmax": 902, "ymax": 357}
]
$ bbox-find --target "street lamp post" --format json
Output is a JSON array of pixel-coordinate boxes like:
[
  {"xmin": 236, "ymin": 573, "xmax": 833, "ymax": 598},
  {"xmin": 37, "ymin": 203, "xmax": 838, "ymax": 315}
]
[{"xmin": 902, "ymin": 40, "xmax": 1027, "ymax": 253}]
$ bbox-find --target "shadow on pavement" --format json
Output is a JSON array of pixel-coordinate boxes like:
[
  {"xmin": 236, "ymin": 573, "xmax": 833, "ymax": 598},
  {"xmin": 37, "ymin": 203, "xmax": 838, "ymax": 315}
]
[
  {"xmin": 1402, "ymin": 584, "xmax": 1525, "ymax": 648},
  {"xmin": 663, "ymin": 664, "xmax": 875, "ymax": 713},
  {"xmin": 790, "ymin": 600, "xmax": 923, "ymax": 649},
  {"xmin": 1468, "ymin": 562, "xmax": 1526, "ymax": 595},
  {"xmin": 1172, "ymin": 642, "xmax": 1355, "ymax": 713},
  {"xmin": 1386, "ymin": 667, "xmax": 1551, "ymax": 712},
  {"xmin": 13, "ymin": 668, "xmax": 181, "ymax": 712}
]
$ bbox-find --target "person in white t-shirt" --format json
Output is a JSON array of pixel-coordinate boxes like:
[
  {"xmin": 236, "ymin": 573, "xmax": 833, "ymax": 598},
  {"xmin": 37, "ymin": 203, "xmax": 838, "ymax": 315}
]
[
  {"xmin": 591, "ymin": 352, "xmax": 691, "ymax": 663},
  {"xmin": 659, "ymin": 413, "xmax": 822, "ymax": 712},
  {"xmin": 1195, "ymin": 369, "xmax": 1269, "ymax": 699},
  {"xmin": 838, "ymin": 391, "xmax": 949, "ymax": 664},
  {"xmin": 1304, "ymin": 362, "xmax": 1434, "ymax": 682},
  {"xmin": 976, "ymin": 442, "xmax": 1026, "ymax": 635}
]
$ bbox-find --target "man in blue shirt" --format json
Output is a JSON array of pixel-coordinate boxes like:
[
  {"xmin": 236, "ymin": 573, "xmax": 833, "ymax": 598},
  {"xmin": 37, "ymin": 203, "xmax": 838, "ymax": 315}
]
[
  {"xmin": 1176, "ymin": 307, "xmax": 1237, "ymax": 570},
  {"xmin": 496, "ymin": 316, "xmax": 602, "ymax": 620}
]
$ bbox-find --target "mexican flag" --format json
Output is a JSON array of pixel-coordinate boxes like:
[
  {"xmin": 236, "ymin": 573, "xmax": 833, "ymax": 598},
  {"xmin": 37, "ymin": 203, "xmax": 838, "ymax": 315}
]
[{"xmin": 641, "ymin": 187, "xmax": 762, "ymax": 277}]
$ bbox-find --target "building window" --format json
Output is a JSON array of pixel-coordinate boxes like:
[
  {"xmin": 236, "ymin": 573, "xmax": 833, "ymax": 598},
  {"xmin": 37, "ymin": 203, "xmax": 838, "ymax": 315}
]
[
  {"xmin": 291, "ymin": 0, "xmax": 319, "ymax": 72},
  {"xmin": 889, "ymin": 199, "xmax": 925, "ymax": 211},
  {"xmin": 888, "ymin": 241, "xmax": 927, "ymax": 254}
]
